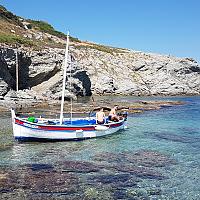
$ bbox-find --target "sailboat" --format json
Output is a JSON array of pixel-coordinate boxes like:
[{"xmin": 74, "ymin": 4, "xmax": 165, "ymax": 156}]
[{"xmin": 11, "ymin": 33, "xmax": 127, "ymax": 141}]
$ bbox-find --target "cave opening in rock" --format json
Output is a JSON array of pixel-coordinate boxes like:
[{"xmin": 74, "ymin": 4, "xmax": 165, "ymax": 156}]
[
  {"xmin": 0, "ymin": 49, "xmax": 32, "ymax": 92},
  {"xmin": 12, "ymin": 52, "xmax": 31, "ymax": 90},
  {"xmin": 74, "ymin": 71, "xmax": 92, "ymax": 96}
]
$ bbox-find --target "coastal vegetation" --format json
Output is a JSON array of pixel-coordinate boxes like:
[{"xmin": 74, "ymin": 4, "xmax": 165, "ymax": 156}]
[
  {"xmin": 75, "ymin": 43, "xmax": 126, "ymax": 55},
  {"xmin": 0, "ymin": 5, "xmax": 23, "ymax": 27},
  {"xmin": 0, "ymin": 33, "xmax": 34, "ymax": 46},
  {"xmin": 27, "ymin": 20, "xmax": 66, "ymax": 38},
  {"xmin": 27, "ymin": 20, "xmax": 81, "ymax": 43},
  {"xmin": 0, "ymin": 5, "xmax": 80, "ymax": 47},
  {"xmin": 0, "ymin": 5, "xmax": 126, "ymax": 53}
]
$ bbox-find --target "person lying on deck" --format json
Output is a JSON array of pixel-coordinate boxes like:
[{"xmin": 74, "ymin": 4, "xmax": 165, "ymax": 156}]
[{"xmin": 96, "ymin": 107, "xmax": 105, "ymax": 124}]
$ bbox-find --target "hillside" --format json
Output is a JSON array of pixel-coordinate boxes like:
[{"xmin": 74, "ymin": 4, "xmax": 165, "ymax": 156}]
[
  {"xmin": 0, "ymin": 5, "xmax": 122, "ymax": 51},
  {"xmin": 0, "ymin": 5, "xmax": 74, "ymax": 47},
  {"xmin": 0, "ymin": 5, "xmax": 200, "ymax": 108}
]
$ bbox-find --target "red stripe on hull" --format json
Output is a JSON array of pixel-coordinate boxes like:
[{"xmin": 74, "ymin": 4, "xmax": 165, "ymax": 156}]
[
  {"xmin": 14, "ymin": 118, "xmax": 124, "ymax": 131},
  {"xmin": 15, "ymin": 118, "xmax": 95, "ymax": 131},
  {"xmin": 105, "ymin": 122, "xmax": 123, "ymax": 128}
]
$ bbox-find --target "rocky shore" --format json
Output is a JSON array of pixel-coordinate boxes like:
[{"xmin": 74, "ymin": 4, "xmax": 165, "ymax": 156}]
[
  {"xmin": 0, "ymin": 93, "xmax": 185, "ymax": 120},
  {"xmin": 0, "ymin": 43, "xmax": 199, "ymax": 111}
]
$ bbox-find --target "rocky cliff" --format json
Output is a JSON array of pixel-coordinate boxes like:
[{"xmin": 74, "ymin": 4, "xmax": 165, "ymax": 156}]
[
  {"xmin": 1, "ymin": 45, "xmax": 200, "ymax": 97},
  {"xmin": 0, "ymin": 6, "xmax": 200, "ymax": 107},
  {"xmin": 73, "ymin": 46, "xmax": 200, "ymax": 96}
]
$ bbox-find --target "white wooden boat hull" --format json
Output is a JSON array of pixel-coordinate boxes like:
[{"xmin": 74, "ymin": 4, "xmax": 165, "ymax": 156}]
[{"xmin": 11, "ymin": 110, "xmax": 126, "ymax": 141}]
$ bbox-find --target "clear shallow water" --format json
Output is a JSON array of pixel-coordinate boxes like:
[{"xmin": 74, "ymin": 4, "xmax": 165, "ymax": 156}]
[{"xmin": 0, "ymin": 96, "xmax": 200, "ymax": 199}]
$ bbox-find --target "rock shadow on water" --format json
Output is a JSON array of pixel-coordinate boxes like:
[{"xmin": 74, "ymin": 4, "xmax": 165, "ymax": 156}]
[
  {"xmin": 154, "ymin": 132, "xmax": 200, "ymax": 144},
  {"xmin": 180, "ymin": 127, "xmax": 200, "ymax": 135},
  {"xmin": 25, "ymin": 163, "xmax": 54, "ymax": 171}
]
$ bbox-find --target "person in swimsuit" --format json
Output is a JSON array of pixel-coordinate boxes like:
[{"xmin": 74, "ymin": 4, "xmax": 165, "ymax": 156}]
[
  {"xmin": 96, "ymin": 107, "xmax": 105, "ymax": 124},
  {"xmin": 108, "ymin": 105, "xmax": 120, "ymax": 121}
]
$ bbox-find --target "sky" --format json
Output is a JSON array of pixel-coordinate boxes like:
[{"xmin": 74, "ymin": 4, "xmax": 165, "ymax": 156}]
[{"xmin": 1, "ymin": 0, "xmax": 200, "ymax": 62}]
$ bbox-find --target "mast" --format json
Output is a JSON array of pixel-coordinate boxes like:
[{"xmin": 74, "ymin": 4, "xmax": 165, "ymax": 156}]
[
  {"xmin": 70, "ymin": 53, "xmax": 73, "ymax": 124},
  {"xmin": 15, "ymin": 50, "xmax": 19, "ymax": 92},
  {"xmin": 59, "ymin": 32, "xmax": 69, "ymax": 124}
]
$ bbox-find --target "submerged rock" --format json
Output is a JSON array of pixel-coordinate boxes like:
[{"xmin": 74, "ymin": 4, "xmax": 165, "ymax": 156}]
[
  {"xmin": 94, "ymin": 152, "xmax": 126, "ymax": 163},
  {"xmin": 83, "ymin": 187, "xmax": 113, "ymax": 200},
  {"xmin": 125, "ymin": 150, "xmax": 177, "ymax": 167},
  {"xmin": 0, "ymin": 148, "xmax": 177, "ymax": 199},
  {"xmin": 88, "ymin": 173, "xmax": 139, "ymax": 188},
  {"xmin": 147, "ymin": 188, "xmax": 162, "ymax": 196},
  {"xmin": 92, "ymin": 150, "xmax": 177, "ymax": 182},
  {"xmin": 60, "ymin": 160, "xmax": 101, "ymax": 173},
  {"xmin": 126, "ymin": 188, "xmax": 150, "ymax": 200},
  {"xmin": 94, "ymin": 150, "xmax": 176, "ymax": 168},
  {"xmin": 23, "ymin": 171, "xmax": 78, "ymax": 193},
  {"xmin": 0, "ymin": 165, "xmax": 79, "ymax": 197},
  {"xmin": 111, "ymin": 164, "xmax": 166, "ymax": 180}
]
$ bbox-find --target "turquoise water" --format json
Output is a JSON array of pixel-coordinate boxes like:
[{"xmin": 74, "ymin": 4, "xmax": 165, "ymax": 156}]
[{"xmin": 0, "ymin": 96, "xmax": 200, "ymax": 199}]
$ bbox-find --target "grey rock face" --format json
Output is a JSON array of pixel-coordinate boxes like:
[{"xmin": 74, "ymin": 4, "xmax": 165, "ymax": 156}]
[
  {"xmin": 0, "ymin": 47, "xmax": 16, "ymax": 94},
  {"xmin": 0, "ymin": 79, "xmax": 9, "ymax": 96},
  {"xmin": 0, "ymin": 44, "xmax": 200, "ymax": 106},
  {"xmin": 0, "ymin": 46, "xmax": 92, "ymax": 104},
  {"xmin": 75, "ymin": 48, "xmax": 200, "ymax": 96}
]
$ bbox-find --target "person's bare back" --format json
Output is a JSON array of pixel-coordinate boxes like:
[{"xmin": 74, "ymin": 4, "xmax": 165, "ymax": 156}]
[
  {"xmin": 96, "ymin": 108, "xmax": 105, "ymax": 124},
  {"xmin": 109, "ymin": 108, "xmax": 116, "ymax": 115}
]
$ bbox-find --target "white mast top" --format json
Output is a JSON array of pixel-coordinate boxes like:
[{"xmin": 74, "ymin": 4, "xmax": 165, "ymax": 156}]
[{"xmin": 59, "ymin": 32, "xmax": 69, "ymax": 124}]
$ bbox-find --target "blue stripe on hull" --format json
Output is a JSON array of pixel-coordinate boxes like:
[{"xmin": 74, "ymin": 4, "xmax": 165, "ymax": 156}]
[{"xmin": 14, "ymin": 136, "xmax": 87, "ymax": 142}]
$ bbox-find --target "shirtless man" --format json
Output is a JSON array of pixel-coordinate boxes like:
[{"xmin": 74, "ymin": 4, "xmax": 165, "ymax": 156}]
[
  {"xmin": 108, "ymin": 105, "xmax": 120, "ymax": 121},
  {"xmin": 96, "ymin": 107, "xmax": 105, "ymax": 124}
]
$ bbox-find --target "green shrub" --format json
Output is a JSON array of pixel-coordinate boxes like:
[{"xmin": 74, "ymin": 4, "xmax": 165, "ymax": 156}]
[
  {"xmin": 0, "ymin": 34, "xmax": 34, "ymax": 46},
  {"xmin": 27, "ymin": 20, "xmax": 81, "ymax": 42},
  {"xmin": 27, "ymin": 20, "xmax": 63, "ymax": 36},
  {"xmin": 69, "ymin": 36, "xmax": 80, "ymax": 43},
  {"xmin": 87, "ymin": 44, "xmax": 125, "ymax": 54},
  {"xmin": 26, "ymin": 24, "xmax": 32, "ymax": 29},
  {"xmin": 0, "ymin": 5, "xmax": 23, "ymax": 27}
]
